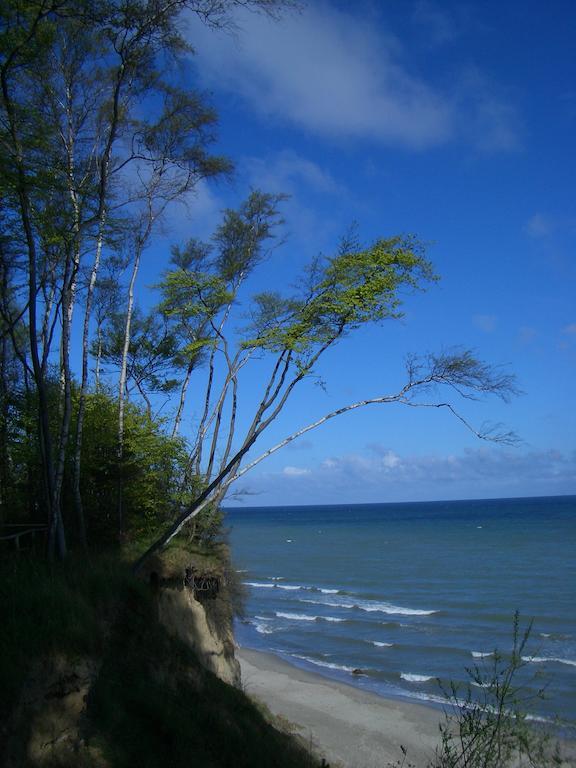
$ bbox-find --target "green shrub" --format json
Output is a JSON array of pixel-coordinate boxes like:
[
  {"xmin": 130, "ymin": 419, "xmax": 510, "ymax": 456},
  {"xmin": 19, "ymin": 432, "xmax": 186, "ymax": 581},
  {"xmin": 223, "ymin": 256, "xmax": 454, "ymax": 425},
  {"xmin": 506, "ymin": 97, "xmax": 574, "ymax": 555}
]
[{"xmin": 430, "ymin": 614, "xmax": 563, "ymax": 768}]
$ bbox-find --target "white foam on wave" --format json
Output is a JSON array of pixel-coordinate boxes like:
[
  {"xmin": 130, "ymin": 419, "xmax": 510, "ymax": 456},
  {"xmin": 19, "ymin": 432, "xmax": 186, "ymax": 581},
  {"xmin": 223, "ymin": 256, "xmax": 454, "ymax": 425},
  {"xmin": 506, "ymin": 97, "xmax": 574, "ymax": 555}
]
[
  {"xmin": 292, "ymin": 654, "xmax": 357, "ymax": 673},
  {"xmin": 522, "ymin": 656, "xmax": 576, "ymax": 668},
  {"xmin": 253, "ymin": 620, "xmax": 275, "ymax": 635},
  {"xmin": 471, "ymin": 651, "xmax": 494, "ymax": 659},
  {"xmin": 275, "ymin": 611, "xmax": 345, "ymax": 623},
  {"xmin": 300, "ymin": 595, "xmax": 436, "ymax": 616},
  {"xmin": 401, "ymin": 673, "xmax": 435, "ymax": 683},
  {"xmin": 302, "ymin": 598, "xmax": 356, "ymax": 609},
  {"xmin": 244, "ymin": 581, "xmax": 300, "ymax": 590},
  {"xmin": 365, "ymin": 604, "xmax": 436, "ymax": 616},
  {"xmin": 245, "ymin": 580, "xmax": 341, "ymax": 593},
  {"xmin": 373, "ymin": 641, "xmax": 394, "ymax": 648}
]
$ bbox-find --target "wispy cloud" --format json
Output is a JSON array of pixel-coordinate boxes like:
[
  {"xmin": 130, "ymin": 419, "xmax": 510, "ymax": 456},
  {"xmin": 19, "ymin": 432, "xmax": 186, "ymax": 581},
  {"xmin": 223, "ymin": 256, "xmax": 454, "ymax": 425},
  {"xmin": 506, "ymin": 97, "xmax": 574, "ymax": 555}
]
[
  {"xmin": 473, "ymin": 314, "xmax": 498, "ymax": 333},
  {"xmin": 187, "ymin": 3, "xmax": 521, "ymax": 153},
  {"xmin": 524, "ymin": 212, "xmax": 576, "ymax": 240},
  {"xmin": 187, "ymin": 4, "xmax": 451, "ymax": 149},
  {"xmin": 232, "ymin": 447, "xmax": 576, "ymax": 504},
  {"xmin": 453, "ymin": 67, "xmax": 522, "ymax": 152},
  {"xmin": 162, "ymin": 178, "xmax": 225, "ymax": 242},
  {"xmin": 242, "ymin": 150, "xmax": 342, "ymax": 196},
  {"xmin": 241, "ymin": 149, "xmax": 345, "ymax": 248},
  {"xmin": 524, "ymin": 213, "xmax": 555, "ymax": 239},
  {"xmin": 282, "ymin": 466, "xmax": 312, "ymax": 477},
  {"xmin": 411, "ymin": 0, "xmax": 460, "ymax": 45}
]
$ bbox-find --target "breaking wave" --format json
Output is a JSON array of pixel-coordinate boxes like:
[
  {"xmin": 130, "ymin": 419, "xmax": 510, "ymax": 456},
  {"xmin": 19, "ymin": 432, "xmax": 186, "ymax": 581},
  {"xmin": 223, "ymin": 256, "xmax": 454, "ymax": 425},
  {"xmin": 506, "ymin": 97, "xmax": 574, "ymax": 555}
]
[
  {"xmin": 276, "ymin": 611, "xmax": 345, "ymax": 623},
  {"xmin": 300, "ymin": 595, "xmax": 436, "ymax": 616},
  {"xmin": 400, "ymin": 673, "xmax": 435, "ymax": 683},
  {"xmin": 522, "ymin": 656, "xmax": 576, "ymax": 668},
  {"xmin": 292, "ymin": 655, "xmax": 358, "ymax": 673}
]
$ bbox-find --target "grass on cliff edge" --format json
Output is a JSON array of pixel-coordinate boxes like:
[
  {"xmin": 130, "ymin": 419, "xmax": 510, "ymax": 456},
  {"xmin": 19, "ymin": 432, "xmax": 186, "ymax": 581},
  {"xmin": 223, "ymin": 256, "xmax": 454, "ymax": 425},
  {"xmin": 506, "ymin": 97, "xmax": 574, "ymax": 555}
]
[{"xmin": 0, "ymin": 551, "xmax": 319, "ymax": 768}]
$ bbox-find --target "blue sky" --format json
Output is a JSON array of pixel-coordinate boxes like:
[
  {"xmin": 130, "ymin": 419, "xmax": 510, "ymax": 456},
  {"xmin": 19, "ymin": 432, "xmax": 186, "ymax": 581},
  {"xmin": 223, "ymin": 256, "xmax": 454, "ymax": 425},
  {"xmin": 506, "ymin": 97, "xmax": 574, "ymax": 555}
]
[{"xmin": 142, "ymin": 0, "xmax": 575, "ymax": 505}]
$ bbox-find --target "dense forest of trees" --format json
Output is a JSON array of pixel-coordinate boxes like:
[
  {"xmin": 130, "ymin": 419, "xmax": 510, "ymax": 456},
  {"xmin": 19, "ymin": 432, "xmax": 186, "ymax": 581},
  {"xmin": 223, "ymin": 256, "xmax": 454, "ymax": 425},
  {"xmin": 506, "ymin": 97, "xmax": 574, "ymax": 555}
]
[{"xmin": 0, "ymin": 0, "xmax": 517, "ymax": 565}]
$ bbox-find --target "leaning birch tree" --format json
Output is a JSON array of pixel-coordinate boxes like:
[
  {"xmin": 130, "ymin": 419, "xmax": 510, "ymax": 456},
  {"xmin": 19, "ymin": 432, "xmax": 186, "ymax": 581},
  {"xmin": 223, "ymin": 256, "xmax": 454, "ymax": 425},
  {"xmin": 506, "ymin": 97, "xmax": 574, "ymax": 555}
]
[{"xmin": 134, "ymin": 200, "xmax": 517, "ymax": 570}]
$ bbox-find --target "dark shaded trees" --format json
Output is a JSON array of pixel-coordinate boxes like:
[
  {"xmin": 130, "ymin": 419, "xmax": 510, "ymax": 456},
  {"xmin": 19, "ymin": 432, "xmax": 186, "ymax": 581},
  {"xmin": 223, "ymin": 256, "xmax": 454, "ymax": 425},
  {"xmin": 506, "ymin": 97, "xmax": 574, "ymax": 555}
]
[{"xmin": 0, "ymin": 0, "xmax": 292, "ymax": 556}]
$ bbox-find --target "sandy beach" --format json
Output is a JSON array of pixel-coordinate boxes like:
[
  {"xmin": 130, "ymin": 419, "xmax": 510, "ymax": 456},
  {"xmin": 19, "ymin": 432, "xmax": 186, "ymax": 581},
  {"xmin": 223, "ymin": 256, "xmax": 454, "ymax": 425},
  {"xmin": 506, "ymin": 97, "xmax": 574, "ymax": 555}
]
[{"xmin": 237, "ymin": 646, "xmax": 444, "ymax": 768}]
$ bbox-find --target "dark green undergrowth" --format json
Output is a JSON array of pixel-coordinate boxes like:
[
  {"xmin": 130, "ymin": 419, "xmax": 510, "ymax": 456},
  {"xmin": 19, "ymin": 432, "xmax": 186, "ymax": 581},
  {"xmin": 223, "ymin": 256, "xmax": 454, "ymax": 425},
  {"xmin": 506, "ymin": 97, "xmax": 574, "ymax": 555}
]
[
  {"xmin": 0, "ymin": 553, "xmax": 130, "ymax": 725},
  {"xmin": 0, "ymin": 552, "xmax": 319, "ymax": 768}
]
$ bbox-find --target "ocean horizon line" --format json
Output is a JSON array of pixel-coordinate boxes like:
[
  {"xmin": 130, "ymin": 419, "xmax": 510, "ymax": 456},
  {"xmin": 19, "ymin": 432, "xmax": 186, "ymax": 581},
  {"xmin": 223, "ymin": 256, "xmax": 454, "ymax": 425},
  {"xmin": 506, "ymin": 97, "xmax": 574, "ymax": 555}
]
[{"xmin": 224, "ymin": 492, "xmax": 576, "ymax": 511}]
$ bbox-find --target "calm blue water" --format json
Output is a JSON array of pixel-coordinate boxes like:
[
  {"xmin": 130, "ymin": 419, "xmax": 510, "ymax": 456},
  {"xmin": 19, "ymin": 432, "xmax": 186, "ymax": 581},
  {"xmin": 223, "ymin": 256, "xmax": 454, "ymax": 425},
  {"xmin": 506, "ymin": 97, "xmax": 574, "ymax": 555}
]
[{"xmin": 226, "ymin": 496, "xmax": 576, "ymax": 727}]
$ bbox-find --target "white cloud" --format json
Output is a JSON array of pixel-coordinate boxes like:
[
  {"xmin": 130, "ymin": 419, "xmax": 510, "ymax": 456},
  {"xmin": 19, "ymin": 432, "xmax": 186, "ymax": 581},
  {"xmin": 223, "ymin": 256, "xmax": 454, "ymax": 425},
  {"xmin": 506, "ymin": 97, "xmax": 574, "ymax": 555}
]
[
  {"xmin": 320, "ymin": 448, "xmax": 576, "ymax": 490},
  {"xmin": 473, "ymin": 314, "xmax": 497, "ymax": 333},
  {"xmin": 453, "ymin": 67, "xmax": 521, "ymax": 152},
  {"xmin": 523, "ymin": 212, "xmax": 576, "ymax": 240},
  {"xmin": 187, "ymin": 3, "xmax": 521, "ymax": 153},
  {"xmin": 162, "ymin": 178, "xmax": 224, "ymax": 242},
  {"xmin": 563, "ymin": 323, "xmax": 576, "ymax": 336},
  {"xmin": 233, "ymin": 447, "xmax": 576, "ymax": 504},
  {"xmin": 381, "ymin": 450, "xmax": 401, "ymax": 469},
  {"xmin": 187, "ymin": 3, "xmax": 452, "ymax": 149},
  {"xmin": 282, "ymin": 465, "xmax": 311, "ymax": 477},
  {"xmin": 243, "ymin": 150, "xmax": 341, "ymax": 195},
  {"xmin": 518, "ymin": 326, "xmax": 538, "ymax": 344},
  {"xmin": 524, "ymin": 213, "xmax": 554, "ymax": 239},
  {"xmin": 240, "ymin": 149, "xmax": 345, "ymax": 249}
]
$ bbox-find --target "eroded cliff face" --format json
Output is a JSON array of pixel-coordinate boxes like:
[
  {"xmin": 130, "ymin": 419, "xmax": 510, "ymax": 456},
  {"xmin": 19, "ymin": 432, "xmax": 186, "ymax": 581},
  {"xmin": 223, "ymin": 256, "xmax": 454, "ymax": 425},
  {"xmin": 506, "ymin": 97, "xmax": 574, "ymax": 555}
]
[
  {"xmin": 2, "ymin": 552, "xmax": 241, "ymax": 767},
  {"xmin": 157, "ymin": 585, "xmax": 240, "ymax": 687}
]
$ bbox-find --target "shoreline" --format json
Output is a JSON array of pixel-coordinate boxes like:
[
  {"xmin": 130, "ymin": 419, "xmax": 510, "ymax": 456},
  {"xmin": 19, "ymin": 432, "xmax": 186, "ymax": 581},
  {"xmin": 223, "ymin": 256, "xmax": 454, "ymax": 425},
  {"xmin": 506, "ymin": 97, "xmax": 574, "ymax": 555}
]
[
  {"xmin": 237, "ymin": 645, "xmax": 444, "ymax": 768},
  {"xmin": 237, "ymin": 645, "xmax": 576, "ymax": 768}
]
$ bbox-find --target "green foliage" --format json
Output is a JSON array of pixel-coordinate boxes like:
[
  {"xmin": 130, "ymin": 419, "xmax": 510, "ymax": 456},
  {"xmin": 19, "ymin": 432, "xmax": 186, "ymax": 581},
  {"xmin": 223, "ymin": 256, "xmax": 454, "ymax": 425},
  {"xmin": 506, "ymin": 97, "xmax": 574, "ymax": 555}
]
[
  {"xmin": 73, "ymin": 390, "xmax": 190, "ymax": 545},
  {"xmin": 96, "ymin": 309, "xmax": 182, "ymax": 402},
  {"xmin": 0, "ymin": 373, "xmax": 61, "ymax": 523},
  {"xmin": 245, "ymin": 235, "xmax": 436, "ymax": 357},
  {"xmin": 213, "ymin": 190, "xmax": 287, "ymax": 281},
  {"xmin": 429, "ymin": 614, "xmax": 564, "ymax": 768}
]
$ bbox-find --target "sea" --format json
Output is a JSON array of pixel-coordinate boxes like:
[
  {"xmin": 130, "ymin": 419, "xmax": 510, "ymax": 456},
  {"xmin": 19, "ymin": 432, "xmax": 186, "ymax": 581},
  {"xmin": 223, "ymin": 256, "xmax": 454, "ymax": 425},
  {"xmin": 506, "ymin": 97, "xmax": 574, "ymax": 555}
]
[{"xmin": 225, "ymin": 495, "xmax": 576, "ymax": 729}]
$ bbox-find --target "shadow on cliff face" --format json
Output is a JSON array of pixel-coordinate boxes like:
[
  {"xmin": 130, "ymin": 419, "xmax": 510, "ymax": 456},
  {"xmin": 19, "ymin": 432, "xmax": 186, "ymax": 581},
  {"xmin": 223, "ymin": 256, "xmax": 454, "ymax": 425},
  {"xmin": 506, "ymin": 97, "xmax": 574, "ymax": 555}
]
[
  {"xmin": 0, "ymin": 551, "xmax": 320, "ymax": 768},
  {"xmin": 87, "ymin": 582, "xmax": 319, "ymax": 768}
]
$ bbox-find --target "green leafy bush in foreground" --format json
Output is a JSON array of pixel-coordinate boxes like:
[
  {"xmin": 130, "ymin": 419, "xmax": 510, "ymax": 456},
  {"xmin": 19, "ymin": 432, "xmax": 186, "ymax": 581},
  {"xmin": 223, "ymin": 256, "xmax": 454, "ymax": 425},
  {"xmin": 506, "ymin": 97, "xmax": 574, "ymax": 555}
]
[
  {"xmin": 431, "ymin": 614, "xmax": 563, "ymax": 768},
  {"xmin": 390, "ymin": 613, "xmax": 568, "ymax": 768}
]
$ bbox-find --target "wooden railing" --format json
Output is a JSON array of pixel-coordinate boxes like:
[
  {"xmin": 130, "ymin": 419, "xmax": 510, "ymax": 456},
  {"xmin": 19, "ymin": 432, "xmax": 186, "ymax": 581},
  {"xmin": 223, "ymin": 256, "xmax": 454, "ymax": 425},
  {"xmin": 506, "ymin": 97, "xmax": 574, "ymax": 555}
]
[{"xmin": 0, "ymin": 523, "xmax": 48, "ymax": 552}]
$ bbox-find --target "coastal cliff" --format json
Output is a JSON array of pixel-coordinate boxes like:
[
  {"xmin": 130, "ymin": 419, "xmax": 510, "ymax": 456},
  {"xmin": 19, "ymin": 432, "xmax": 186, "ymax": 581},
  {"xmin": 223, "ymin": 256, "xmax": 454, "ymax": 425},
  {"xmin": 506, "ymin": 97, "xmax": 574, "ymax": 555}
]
[
  {"xmin": 143, "ymin": 543, "xmax": 242, "ymax": 688},
  {"xmin": 0, "ymin": 548, "xmax": 318, "ymax": 768}
]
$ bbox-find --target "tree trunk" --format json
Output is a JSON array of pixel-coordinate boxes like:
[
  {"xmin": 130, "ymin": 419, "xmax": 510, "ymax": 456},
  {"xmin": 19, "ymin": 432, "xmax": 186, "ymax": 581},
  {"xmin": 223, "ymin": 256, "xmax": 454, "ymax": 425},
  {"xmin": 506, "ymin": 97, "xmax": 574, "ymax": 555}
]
[
  {"xmin": 171, "ymin": 357, "xmax": 194, "ymax": 438},
  {"xmin": 117, "ymin": 240, "xmax": 143, "ymax": 536},
  {"xmin": 72, "ymin": 225, "xmax": 105, "ymax": 549}
]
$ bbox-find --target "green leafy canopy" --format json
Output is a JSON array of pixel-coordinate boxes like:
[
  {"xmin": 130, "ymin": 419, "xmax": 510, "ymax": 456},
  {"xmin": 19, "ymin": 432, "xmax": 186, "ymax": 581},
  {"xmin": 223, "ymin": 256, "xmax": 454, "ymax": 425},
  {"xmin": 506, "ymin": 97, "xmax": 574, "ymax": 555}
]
[{"xmin": 245, "ymin": 235, "xmax": 437, "ymax": 355}]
